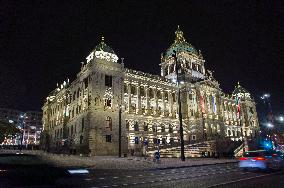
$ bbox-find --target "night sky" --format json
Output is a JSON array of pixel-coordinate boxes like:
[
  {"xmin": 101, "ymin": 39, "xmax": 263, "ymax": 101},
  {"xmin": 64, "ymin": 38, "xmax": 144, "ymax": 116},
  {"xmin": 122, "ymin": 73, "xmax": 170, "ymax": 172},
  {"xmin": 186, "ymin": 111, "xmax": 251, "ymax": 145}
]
[{"xmin": 1, "ymin": 1, "xmax": 283, "ymax": 121}]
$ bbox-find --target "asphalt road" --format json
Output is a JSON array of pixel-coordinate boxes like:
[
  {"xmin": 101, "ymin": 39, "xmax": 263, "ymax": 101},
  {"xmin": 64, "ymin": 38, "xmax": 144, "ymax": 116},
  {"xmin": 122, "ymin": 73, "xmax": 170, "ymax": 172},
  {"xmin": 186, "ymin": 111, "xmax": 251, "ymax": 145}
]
[{"xmin": 80, "ymin": 163, "xmax": 284, "ymax": 188}]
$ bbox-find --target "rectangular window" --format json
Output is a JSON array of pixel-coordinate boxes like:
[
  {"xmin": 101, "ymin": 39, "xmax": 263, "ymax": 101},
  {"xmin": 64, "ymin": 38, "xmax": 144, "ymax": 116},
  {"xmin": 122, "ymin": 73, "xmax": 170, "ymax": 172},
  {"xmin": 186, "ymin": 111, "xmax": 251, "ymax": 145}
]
[
  {"xmin": 135, "ymin": 137, "xmax": 139, "ymax": 144},
  {"xmin": 106, "ymin": 135, "xmax": 112, "ymax": 142},
  {"xmin": 172, "ymin": 93, "xmax": 176, "ymax": 102},
  {"xmin": 84, "ymin": 77, "xmax": 89, "ymax": 88},
  {"xmin": 162, "ymin": 138, "xmax": 166, "ymax": 144},
  {"xmin": 105, "ymin": 75, "xmax": 112, "ymax": 87},
  {"xmin": 105, "ymin": 99, "xmax": 112, "ymax": 107},
  {"xmin": 134, "ymin": 122, "xmax": 139, "ymax": 131},
  {"xmin": 153, "ymin": 138, "xmax": 157, "ymax": 144},
  {"xmin": 144, "ymin": 122, "xmax": 148, "ymax": 131},
  {"xmin": 126, "ymin": 120, "xmax": 129, "ymax": 131},
  {"xmin": 82, "ymin": 118, "xmax": 84, "ymax": 132},
  {"xmin": 191, "ymin": 135, "xmax": 196, "ymax": 141}
]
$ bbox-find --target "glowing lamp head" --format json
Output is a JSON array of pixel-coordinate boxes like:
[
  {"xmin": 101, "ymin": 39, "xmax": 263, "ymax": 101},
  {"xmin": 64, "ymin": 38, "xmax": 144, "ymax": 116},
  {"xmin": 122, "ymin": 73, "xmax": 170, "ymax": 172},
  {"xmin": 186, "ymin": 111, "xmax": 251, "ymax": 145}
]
[{"xmin": 267, "ymin": 123, "xmax": 273, "ymax": 128}]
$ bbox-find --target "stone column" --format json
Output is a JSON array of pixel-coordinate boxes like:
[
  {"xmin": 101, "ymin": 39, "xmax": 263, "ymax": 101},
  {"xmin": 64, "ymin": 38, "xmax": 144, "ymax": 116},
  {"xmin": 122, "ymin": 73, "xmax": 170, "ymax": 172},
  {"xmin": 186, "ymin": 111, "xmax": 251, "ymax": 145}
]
[
  {"xmin": 187, "ymin": 91, "xmax": 191, "ymax": 118},
  {"xmin": 153, "ymin": 88, "xmax": 158, "ymax": 115},
  {"xmin": 168, "ymin": 90, "xmax": 173, "ymax": 117},
  {"xmin": 145, "ymin": 87, "xmax": 149, "ymax": 115},
  {"xmin": 127, "ymin": 83, "xmax": 131, "ymax": 113},
  {"xmin": 136, "ymin": 84, "xmax": 141, "ymax": 114},
  {"xmin": 162, "ymin": 91, "xmax": 166, "ymax": 116}
]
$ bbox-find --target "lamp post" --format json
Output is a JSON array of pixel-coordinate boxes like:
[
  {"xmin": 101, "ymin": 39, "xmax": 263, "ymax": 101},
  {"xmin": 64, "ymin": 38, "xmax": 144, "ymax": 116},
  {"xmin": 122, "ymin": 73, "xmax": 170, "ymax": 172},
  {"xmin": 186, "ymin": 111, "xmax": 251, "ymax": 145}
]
[
  {"xmin": 118, "ymin": 104, "xmax": 122, "ymax": 157},
  {"xmin": 19, "ymin": 114, "xmax": 25, "ymax": 151},
  {"xmin": 172, "ymin": 50, "xmax": 185, "ymax": 161}
]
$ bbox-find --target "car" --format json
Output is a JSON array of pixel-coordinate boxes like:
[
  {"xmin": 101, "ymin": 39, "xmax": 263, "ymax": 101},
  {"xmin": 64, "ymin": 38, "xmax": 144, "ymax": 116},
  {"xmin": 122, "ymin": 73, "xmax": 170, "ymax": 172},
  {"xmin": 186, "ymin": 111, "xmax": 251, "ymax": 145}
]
[
  {"xmin": 239, "ymin": 150, "xmax": 284, "ymax": 171},
  {"xmin": 0, "ymin": 153, "xmax": 90, "ymax": 187}
]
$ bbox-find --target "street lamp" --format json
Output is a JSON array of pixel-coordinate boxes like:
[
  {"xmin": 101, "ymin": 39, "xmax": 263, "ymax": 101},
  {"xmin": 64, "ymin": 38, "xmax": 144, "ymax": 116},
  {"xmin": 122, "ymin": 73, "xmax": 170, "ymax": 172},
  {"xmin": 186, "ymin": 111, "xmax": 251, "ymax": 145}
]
[
  {"xmin": 172, "ymin": 50, "xmax": 185, "ymax": 162},
  {"xmin": 267, "ymin": 123, "xmax": 273, "ymax": 128}
]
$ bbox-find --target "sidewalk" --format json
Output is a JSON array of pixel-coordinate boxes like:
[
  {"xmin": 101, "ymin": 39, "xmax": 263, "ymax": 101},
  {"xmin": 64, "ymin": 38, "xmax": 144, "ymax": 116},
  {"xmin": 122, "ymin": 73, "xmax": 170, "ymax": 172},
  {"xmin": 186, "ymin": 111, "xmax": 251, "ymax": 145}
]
[{"xmin": 0, "ymin": 149, "xmax": 238, "ymax": 170}]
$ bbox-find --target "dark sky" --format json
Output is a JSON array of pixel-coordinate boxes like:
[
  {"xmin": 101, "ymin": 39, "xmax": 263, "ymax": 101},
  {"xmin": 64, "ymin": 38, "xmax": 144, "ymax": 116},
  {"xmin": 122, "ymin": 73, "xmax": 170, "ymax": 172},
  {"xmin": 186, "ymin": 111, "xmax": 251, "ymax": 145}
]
[{"xmin": 1, "ymin": 0, "xmax": 283, "ymax": 120}]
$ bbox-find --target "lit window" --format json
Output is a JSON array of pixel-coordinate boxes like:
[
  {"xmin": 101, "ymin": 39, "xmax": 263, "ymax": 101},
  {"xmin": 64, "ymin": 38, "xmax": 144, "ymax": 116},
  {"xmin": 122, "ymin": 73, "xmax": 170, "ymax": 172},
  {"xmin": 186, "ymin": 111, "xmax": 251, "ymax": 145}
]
[
  {"xmin": 135, "ymin": 137, "xmax": 139, "ymax": 144},
  {"xmin": 105, "ymin": 99, "xmax": 112, "ymax": 107},
  {"xmin": 105, "ymin": 75, "xmax": 112, "ymax": 87},
  {"xmin": 134, "ymin": 121, "xmax": 139, "ymax": 131},
  {"xmin": 106, "ymin": 116, "xmax": 112, "ymax": 131},
  {"xmin": 106, "ymin": 135, "xmax": 112, "ymax": 142}
]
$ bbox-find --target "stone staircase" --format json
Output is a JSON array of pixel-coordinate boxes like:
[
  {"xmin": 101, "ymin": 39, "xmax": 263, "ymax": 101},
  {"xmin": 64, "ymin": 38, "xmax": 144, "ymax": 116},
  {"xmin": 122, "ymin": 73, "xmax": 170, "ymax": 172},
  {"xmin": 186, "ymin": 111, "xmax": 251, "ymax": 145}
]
[{"xmin": 147, "ymin": 141, "xmax": 213, "ymax": 158}]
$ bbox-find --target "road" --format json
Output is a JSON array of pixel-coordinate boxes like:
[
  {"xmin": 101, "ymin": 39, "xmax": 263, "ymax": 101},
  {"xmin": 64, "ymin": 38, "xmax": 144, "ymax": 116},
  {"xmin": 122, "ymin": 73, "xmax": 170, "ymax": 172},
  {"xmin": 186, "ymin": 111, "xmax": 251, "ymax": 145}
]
[{"xmin": 79, "ymin": 163, "xmax": 284, "ymax": 188}]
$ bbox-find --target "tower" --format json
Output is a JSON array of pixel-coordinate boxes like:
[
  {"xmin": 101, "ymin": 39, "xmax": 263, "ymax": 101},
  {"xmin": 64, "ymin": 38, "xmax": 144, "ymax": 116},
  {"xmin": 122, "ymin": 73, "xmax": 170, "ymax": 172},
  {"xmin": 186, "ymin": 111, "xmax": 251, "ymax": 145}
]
[{"xmin": 86, "ymin": 36, "xmax": 127, "ymax": 155}]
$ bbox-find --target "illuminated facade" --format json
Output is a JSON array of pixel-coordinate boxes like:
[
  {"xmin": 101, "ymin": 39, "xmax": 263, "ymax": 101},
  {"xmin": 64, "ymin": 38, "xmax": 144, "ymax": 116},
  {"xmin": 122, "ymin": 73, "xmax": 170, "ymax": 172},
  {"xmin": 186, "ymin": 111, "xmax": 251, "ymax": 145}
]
[{"xmin": 42, "ymin": 27, "xmax": 259, "ymax": 156}]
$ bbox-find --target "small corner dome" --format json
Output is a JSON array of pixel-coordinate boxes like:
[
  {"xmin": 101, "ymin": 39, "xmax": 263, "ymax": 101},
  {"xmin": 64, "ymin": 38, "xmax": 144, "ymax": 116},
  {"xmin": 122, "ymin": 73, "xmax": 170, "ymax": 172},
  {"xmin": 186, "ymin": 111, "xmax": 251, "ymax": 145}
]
[
  {"xmin": 164, "ymin": 26, "xmax": 199, "ymax": 58},
  {"xmin": 94, "ymin": 36, "xmax": 116, "ymax": 54},
  {"xmin": 86, "ymin": 36, "xmax": 118, "ymax": 63},
  {"xmin": 233, "ymin": 82, "xmax": 252, "ymax": 99}
]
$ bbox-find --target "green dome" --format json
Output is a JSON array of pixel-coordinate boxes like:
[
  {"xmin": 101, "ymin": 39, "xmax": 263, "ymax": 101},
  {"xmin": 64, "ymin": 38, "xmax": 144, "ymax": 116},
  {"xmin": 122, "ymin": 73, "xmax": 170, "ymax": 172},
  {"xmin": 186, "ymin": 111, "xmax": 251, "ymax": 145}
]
[
  {"xmin": 94, "ymin": 36, "xmax": 116, "ymax": 54},
  {"xmin": 164, "ymin": 26, "xmax": 198, "ymax": 58}
]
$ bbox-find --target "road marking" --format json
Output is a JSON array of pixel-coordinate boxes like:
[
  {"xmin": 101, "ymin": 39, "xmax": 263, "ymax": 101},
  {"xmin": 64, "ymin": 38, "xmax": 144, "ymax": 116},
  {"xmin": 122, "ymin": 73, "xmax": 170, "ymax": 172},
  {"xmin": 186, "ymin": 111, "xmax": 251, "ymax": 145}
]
[
  {"xmin": 113, "ymin": 177, "xmax": 118, "ymax": 179},
  {"xmin": 123, "ymin": 184, "xmax": 128, "ymax": 186},
  {"xmin": 102, "ymin": 186, "xmax": 109, "ymax": 188},
  {"xmin": 112, "ymin": 185, "xmax": 118, "ymax": 187},
  {"xmin": 139, "ymin": 174, "xmax": 143, "ymax": 176},
  {"xmin": 99, "ymin": 177, "xmax": 105, "ymax": 180},
  {"xmin": 126, "ymin": 175, "xmax": 132, "ymax": 178},
  {"xmin": 240, "ymin": 172, "xmax": 250, "ymax": 175},
  {"xmin": 84, "ymin": 178, "xmax": 92, "ymax": 181},
  {"xmin": 207, "ymin": 172, "xmax": 281, "ymax": 188}
]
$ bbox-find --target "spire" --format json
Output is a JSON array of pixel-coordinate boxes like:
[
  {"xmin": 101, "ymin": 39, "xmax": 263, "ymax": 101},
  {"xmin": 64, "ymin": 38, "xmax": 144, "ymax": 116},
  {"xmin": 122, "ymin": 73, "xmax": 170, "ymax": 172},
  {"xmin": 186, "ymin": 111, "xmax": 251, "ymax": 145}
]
[{"xmin": 174, "ymin": 25, "xmax": 186, "ymax": 43}]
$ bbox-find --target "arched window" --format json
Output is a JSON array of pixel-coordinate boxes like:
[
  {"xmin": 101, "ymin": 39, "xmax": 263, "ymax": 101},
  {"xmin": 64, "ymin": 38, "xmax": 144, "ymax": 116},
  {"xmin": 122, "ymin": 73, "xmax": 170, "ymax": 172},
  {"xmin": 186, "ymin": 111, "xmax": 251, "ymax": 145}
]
[
  {"xmin": 164, "ymin": 92, "xmax": 168, "ymax": 100},
  {"xmin": 77, "ymin": 88, "xmax": 81, "ymax": 98},
  {"xmin": 106, "ymin": 116, "xmax": 112, "ymax": 131},
  {"xmin": 126, "ymin": 120, "xmax": 129, "ymax": 131},
  {"xmin": 157, "ymin": 90, "xmax": 162, "ymax": 99},
  {"xmin": 144, "ymin": 122, "xmax": 148, "ymax": 131},
  {"xmin": 169, "ymin": 124, "xmax": 173, "ymax": 133},
  {"xmin": 228, "ymin": 130, "xmax": 231, "ymax": 137},
  {"xmin": 152, "ymin": 124, "xmax": 157, "ymax": 132},
  {"xmin": 73, "ymin": 92, "xmax": 76, "ymax": 101},
  {"xmin": 149, "ymin": 88, "xmax": 154, "ymax": 98},
  {"xmin": 80, "ymin": 135, "xmax": 83, "ymax": 144},
  {"xmin": 134, "ymin": 121, "xmax": 139, "ymax": 131},
  {"xmin": 161, "ymin": 124, "xmax": 165, "ymax": 132},
  {"xmin": 140, "ymin": 86, "xmax": 145, "ymax": 96},
  {"xmin": 95, "ymin": 97, "xmax": 99, "ymax": 106}
]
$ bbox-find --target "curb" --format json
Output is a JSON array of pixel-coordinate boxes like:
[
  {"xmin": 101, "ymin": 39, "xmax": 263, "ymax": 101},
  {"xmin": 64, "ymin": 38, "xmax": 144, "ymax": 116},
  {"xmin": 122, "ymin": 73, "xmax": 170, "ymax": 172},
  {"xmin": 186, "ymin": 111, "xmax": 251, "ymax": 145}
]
[{"xmin": 154, "ymin": 161, "xmax": 238, "ymax": 170}]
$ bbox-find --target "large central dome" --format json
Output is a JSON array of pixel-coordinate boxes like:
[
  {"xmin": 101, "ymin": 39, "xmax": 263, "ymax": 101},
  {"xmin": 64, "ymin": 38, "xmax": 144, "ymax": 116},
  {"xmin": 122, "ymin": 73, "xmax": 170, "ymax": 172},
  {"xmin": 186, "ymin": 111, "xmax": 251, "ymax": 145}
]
[{"xmin": 164, "ymin": 26, "xmax": 198, "ymax": 58}]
